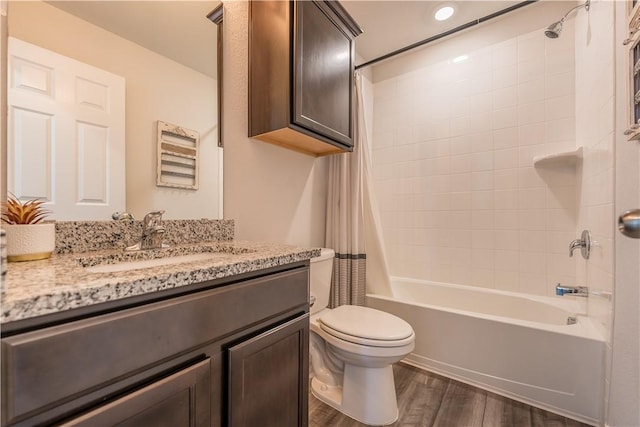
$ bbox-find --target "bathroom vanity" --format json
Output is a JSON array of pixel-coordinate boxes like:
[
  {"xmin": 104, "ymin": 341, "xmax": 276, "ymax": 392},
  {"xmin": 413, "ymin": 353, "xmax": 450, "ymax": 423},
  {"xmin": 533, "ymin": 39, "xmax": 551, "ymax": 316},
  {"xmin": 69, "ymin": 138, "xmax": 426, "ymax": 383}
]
[{"xmin": 1, "ymin": 222, "xmax": 318, "ymax": 427}]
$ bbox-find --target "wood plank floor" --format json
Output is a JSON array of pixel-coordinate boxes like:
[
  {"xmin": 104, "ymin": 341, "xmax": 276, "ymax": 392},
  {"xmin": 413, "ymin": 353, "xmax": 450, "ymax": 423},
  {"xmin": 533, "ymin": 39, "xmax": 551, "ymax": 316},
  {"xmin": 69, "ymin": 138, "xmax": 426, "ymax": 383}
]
[{"xmin": 309, "ymin": 363, "xmax": 592, "ymax": 427}]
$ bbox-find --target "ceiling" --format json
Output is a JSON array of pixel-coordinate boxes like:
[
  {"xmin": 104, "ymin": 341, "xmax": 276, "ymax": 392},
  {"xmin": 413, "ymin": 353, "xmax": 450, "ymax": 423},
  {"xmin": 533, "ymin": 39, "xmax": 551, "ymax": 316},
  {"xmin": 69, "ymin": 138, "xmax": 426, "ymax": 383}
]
[
  {"xmin": 47, "ymin": 1, "xmax": 220, "ymax": 78},
  {"xmin": 47, "ymin": 1, "xmax": 532, "ymax": 75},
  {"xmin": 341, "ymin": 1, "xmax": 524, "ymax": 66}
]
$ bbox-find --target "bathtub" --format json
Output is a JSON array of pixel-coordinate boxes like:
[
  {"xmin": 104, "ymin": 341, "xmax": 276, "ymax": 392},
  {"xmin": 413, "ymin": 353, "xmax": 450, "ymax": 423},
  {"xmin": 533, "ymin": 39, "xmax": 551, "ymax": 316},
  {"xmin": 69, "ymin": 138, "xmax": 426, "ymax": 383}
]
[{"xmin": 366, "ymin": 277, "xmax": 605, "ymax": 426}]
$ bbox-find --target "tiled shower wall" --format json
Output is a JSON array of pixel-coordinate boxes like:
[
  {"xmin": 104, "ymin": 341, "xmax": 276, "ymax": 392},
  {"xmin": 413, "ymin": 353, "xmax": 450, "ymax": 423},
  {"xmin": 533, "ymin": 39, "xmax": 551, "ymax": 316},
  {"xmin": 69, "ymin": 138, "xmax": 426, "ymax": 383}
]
[{"xmin": 371, "ymin": 25, "xmax": 579, "ymax": 297}]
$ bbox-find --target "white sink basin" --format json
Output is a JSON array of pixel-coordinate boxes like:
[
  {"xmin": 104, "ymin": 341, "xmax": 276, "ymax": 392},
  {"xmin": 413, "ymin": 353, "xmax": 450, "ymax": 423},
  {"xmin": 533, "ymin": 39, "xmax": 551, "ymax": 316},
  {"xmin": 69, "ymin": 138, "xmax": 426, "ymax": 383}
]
[{"xmin": 84, "ymin": 252, "xmax": 225, "ymax": 274}]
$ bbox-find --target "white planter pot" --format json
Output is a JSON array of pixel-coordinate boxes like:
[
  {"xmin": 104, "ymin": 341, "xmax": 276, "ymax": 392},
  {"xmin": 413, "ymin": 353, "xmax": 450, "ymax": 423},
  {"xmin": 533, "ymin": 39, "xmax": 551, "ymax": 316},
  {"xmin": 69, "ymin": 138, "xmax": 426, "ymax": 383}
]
[{"xmin": 4, "ymin": 222, "xmax": 56, "ymax": 262}]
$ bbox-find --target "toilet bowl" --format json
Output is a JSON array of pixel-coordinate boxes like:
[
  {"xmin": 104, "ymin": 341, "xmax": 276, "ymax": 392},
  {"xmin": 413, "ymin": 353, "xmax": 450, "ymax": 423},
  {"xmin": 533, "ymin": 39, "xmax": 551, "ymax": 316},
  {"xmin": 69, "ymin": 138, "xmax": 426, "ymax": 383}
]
[{"xmin": 309, "ymin": 248, "xmax": 415, "ymax": 426}]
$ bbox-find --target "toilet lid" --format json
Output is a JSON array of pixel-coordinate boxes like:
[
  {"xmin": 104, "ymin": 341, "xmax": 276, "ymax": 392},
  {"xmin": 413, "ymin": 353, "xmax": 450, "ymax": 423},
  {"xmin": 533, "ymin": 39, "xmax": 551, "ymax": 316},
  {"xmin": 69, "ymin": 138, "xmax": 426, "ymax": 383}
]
[{"xmin": 318, "ymin": 305, "xmax": 413, "ymax": 344}]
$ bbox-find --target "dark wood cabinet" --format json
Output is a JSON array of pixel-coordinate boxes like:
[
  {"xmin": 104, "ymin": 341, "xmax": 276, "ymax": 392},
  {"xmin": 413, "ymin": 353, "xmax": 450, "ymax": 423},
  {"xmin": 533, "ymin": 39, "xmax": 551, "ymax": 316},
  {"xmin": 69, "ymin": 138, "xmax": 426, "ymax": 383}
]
[
  {"xmin": 228, "ymin": 315, "xmax": 309, "ymax": 427},
  {"xmin": 249, "ymin": 0, "xmax": 362, "ymax": 156},
  {"xmin": 61, "ymin": 359, "xmax": 212, "ymax": 427},
  {"xmin": 1, "ymin": 263, "xmax": 310, "ymax": 427}
]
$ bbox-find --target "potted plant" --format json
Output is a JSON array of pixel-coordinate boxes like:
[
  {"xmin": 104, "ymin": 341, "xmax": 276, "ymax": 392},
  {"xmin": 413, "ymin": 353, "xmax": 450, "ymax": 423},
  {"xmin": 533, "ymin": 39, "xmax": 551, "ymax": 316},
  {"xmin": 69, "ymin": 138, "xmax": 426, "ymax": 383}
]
[{"xmin": 1, "ymin": 195, "xmax": 55, "ymax": 262}]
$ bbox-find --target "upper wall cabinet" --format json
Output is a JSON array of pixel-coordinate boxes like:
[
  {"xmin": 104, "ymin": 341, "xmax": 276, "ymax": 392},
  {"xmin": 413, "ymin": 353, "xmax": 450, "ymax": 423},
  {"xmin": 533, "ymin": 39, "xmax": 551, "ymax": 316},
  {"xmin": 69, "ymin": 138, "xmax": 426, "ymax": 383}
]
[{"xmin": 248, "ymin": 0, "xmax": 362, "ymax": 156}]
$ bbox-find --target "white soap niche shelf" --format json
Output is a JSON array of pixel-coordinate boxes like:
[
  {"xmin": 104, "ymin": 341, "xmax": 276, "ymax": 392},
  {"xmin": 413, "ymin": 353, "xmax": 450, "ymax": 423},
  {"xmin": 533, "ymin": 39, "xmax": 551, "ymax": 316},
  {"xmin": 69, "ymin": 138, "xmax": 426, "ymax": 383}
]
[{"xmin": 533, "ymin": 146, "xmax": 583, "ymax": 168}]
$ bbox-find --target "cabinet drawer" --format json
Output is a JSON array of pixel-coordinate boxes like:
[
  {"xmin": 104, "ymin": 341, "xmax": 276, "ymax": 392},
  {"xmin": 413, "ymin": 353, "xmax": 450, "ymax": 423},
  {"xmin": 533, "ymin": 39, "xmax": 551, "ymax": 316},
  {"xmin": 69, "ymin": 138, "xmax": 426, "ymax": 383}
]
[{"xmin": 1, "ymin": 267, "xmax": 308, "ymax": 424}]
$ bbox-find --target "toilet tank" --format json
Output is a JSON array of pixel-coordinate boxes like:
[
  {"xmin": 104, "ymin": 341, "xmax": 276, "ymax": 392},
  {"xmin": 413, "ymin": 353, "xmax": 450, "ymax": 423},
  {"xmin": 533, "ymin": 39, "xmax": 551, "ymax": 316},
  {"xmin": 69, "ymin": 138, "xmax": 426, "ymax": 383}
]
[{"xmin": 310, "ymin": 248, "xmax": 335, "ymax": 315}]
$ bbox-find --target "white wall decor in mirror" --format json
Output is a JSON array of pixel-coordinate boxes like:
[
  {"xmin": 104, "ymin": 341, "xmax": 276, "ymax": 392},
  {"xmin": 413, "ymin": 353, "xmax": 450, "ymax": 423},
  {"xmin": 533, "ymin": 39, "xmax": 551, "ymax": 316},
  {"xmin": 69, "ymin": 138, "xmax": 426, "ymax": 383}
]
[
  {"xmin": 156, "ymin": 121, "xmax": 200, "ymax": 190},
  {"xmin": 4, "ymin": 0, "xmax": 222, "ymax": 221}
]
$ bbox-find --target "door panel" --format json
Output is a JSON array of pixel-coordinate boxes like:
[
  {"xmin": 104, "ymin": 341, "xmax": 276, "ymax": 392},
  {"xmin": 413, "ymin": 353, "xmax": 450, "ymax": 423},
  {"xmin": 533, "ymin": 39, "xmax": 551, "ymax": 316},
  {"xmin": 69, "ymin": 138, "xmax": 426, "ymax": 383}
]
[
  {"xmin": 228, "ymin": 314, "xmax": 309, "ymax": 427},
  {"xmin": 61, "ymin": 359, "xmax": 211, "ymax": 427}
]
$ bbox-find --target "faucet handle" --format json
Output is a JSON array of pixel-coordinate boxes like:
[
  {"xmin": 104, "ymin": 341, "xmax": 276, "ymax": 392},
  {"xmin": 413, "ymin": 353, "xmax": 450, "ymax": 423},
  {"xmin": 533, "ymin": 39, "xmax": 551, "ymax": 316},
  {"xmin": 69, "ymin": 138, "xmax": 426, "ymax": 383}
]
[{"xmin": 143, "ymin": 210, "xmax": 165, "ymax": 227}]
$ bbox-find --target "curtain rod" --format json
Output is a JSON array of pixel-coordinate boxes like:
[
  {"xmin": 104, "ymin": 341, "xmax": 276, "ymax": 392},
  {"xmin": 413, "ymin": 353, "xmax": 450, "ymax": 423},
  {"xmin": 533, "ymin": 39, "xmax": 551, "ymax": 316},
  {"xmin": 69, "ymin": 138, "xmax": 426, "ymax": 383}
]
[{"xmin": 355, "ymin": 0, "xmax": 538, "ymax": 71}]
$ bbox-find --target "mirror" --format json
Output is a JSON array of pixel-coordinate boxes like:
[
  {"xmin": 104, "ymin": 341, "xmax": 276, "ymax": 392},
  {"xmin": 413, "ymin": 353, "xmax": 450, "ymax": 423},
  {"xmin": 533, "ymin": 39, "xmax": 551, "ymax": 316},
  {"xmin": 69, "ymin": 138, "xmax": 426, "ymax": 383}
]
[{"xmin": 5, "ymin": 0, "xmax": 222, "ymax": 221}]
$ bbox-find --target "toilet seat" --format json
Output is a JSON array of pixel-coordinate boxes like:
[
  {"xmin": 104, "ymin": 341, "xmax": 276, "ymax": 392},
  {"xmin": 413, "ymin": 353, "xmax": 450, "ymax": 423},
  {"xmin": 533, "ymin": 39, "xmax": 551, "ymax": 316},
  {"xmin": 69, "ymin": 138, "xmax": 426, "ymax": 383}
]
[{"xmin": 318, "ymin": 305, "xmax": 414, "ymax": 348}]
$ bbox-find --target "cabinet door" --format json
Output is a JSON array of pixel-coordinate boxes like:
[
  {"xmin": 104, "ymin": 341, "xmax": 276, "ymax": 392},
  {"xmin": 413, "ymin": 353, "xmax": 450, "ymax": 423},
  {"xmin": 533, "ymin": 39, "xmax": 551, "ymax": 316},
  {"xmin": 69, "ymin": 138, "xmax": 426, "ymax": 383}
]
[
  {"xmin": 60, "ymin": 359, "xmax": 211, "ymax": 427},
  {"xmin": 294, "ymin": 1, "xmax": 354, "ymax": 148},
  {"xmin": 228, "ymin": 314, "xmax": 309, "ymax": 427}
]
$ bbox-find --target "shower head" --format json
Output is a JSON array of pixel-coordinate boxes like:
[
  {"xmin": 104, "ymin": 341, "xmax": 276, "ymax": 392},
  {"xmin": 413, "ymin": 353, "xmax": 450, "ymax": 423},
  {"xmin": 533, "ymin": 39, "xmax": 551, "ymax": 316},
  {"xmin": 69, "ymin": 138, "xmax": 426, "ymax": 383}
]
[
  {"xmin": 545, "ymin": 20, "xmax": 564, "ymax": 38},
  {"xmin": 544, "ymin": 0, "xmax": 590, "ymax": 39}
]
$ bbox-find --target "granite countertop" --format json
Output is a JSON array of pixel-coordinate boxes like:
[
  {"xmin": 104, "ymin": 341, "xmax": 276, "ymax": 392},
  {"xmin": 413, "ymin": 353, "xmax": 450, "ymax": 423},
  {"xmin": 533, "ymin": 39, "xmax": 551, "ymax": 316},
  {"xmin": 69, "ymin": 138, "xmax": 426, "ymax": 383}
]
[{"xmin": 2, "ymin": 241, "xmax": 320, "ymax": 324}]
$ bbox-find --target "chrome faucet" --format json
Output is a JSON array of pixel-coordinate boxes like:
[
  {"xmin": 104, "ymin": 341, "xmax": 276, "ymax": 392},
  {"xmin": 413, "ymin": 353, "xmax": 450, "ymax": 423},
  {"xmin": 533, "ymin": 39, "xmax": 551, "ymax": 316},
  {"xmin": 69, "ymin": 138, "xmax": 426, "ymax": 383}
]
[
  {"xmin": 555, "ymin": 284, "xmax": 588, "ymax": 297},
  {"xmin": 569, "ymin": 230, "xmax": 591, "ymax": 259},
  {"xmin": 126, "ymin": 210, "xmax": 169, "ymax": 251}
]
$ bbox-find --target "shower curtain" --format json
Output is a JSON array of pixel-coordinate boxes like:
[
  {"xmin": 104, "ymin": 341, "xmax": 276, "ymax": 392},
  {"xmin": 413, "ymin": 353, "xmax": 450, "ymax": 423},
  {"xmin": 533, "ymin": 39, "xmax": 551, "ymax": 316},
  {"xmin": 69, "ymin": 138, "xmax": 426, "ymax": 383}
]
[{"xmin": 325, "ymin": 71, "xmax": 392, "ymax": 308}]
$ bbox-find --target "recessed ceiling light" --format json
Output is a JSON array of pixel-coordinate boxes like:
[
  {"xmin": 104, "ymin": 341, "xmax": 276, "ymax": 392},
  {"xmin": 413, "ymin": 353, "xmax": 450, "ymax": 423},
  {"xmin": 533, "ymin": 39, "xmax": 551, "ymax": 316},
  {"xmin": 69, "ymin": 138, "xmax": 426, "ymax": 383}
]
[{"xmin": 434, "ymin": 5, "xmax": 455, "ymax": 21}]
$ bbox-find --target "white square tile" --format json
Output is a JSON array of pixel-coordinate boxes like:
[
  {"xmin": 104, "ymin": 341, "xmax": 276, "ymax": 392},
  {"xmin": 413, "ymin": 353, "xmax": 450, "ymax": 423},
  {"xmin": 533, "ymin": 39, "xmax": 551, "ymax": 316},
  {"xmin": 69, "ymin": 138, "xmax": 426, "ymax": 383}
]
[
  {"xmin": 519, "ymin": 230, "xmax": 547, "ymax": 252},
  {"xmin": 472, "ymin": 248, "xmax": 495, "ymax": 267},
  {"xmin": 493, "ymin": 86, "xmax": 517, "ymax": 110},
  {"xmin": 494, "ymin": 169, "xmax": 519, "ymax": 190},
  {"xmin": 472, "ymin": 210, "xmax": 494, "ymax": 229},
  {"xmin": 495, "ymin": 210, "xmax": 519, "ymax": 230},
  {"xmin": 471, "ymin": 171, "xmax": 493, "ymax": 191},
  {"xmin": 546, "ymin": 185, "xmax": 577, "ymax": 211},
  {"xmin": 469, "ymin": 71, "xmax": 493, "ymax": 95},
  {"xmin": 518, "ymin": 188, "xmax": 546, "ymax": 209},
  {"xmin": 494, "ymin": 148, "xmax": 519, "ymax": 170},
  {"xmin": 545, "ymin": 71, "xmax": 574, "ymax": 98},
  {"xmin": 518, "ymin": 122, "xmax": 545, "ymax": 147},
  {"xmin": 495, "ymin": 230, "xmax": 519, "ymax": 250},
  {"xmin": 469, "ymin": 112, "xmax": 493, "ymax": 133},
  {"xmin": 518, "ymin": 167, "xmax": 545, "ymax": 188},
  {"xmin": 450, "ymin": 173, "xmax": 472, "ymax": 192},
  {"xmin": 450, "ymin": 192, "xmax": 472, "ymax": 210},
  {"xmin": 472, "ymin": 190, "xmax": 494, "ymax": 210},
  {"xmin": 519, "ymin": 251, "xmax": 547, "ymax": 274},
  {"xmin": 545, "ymin": 94, "xmax": 575, "ymax": 121},
  {"xmin": 494, "ymin": 270, "xmax": 519, "ymax": 291},
  {"xmin": 494, "ymin": 189, "xmax": 519, "ymax": 210},
  {"xmin": 517, "ymin": 78, "xmax": 545, "ymax": 104},
  {"xmin": 494, "ymin": 250, "xmax": 519, "ymax": 271},
  {"xmin": 493, "ymin": 65, "xmax": 517, "ymax": 89},
  {"xmin": 493, "ymin": 127, "xmax": 518, "ymax": 149},
  {"xmin": 471, "ymin": 151, "xmax": 494, "ymax": 171},
  {"xmin": 493, "ymin": 107, "xmax": 518, "ymax": 129},
  {"xmin": 519, "ymin": 210, "xmax": 546, "ymax": 230},
  {"xmin": 517, "ymin": 31, "xmax": 545, "ymax": 63},
  {"xmin": 518, "ymin": 101, "xmax": 545, "ymax": 126},
  {"xmin": 545, "ymin": 118, "xmax": 575, "ymax": 143},
  {"xmin": 450, "ymin": 136, "xmax": 473, "ymax": 155},
  {"xmin": 471, "ymin": 131, "xmax": 493, "ymax": 153},
  {"xmin": 518, "ymin": 59, "xmax": 546, "ymax": 84},
  {"xmin": 472, "ymin": 268, "xmax": 495, "ymax": 288},
  {"xmin": 545, "ymin": 48, "xmax": 574, "ymax": 76},
  {"xmin": 492, "ymin": 39, "xmax": 517, "ymax": 68}
]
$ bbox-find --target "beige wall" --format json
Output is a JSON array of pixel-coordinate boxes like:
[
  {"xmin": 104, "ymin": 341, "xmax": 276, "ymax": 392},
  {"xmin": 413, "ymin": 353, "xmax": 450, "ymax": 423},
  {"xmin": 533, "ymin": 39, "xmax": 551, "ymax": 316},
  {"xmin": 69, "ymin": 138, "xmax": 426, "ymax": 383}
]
[
  {"xmin": 7, "ymin": 1, "xmax": 221, "ymax": 220},
  {"xmin": 222, "ymin": 1, "xmax": 328, "ymax": 247}
]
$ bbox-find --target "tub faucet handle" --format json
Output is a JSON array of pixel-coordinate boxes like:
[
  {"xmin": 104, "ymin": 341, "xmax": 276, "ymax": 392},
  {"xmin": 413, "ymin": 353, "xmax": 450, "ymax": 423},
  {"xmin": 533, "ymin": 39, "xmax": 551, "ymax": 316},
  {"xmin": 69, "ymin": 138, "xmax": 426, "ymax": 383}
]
[{"xmin": 569, "ymin": 230, "xmax": 591, "ymax": 259}]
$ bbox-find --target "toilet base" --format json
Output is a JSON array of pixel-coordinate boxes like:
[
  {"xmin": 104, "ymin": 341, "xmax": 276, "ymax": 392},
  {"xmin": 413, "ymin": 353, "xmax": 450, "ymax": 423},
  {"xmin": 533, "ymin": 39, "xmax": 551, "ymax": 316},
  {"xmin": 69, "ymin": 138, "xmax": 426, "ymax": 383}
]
[{"xmin": 311, "ymin": 364, "xmax": 399, "ymax": 426}]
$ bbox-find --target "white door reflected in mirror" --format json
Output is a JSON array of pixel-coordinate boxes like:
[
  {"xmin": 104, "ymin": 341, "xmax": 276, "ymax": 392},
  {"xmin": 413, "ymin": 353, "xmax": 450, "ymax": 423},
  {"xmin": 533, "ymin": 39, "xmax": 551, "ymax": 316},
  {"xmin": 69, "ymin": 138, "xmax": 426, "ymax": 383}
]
[{"xmin": 8, "ymin": 37, "xmax": 126, "ymax": 220}]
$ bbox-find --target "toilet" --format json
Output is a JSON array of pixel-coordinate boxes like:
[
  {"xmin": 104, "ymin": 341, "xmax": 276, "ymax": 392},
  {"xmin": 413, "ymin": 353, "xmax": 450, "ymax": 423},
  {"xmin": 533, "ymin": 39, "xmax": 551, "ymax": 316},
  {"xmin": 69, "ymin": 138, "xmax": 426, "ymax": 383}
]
[{"xmin": 309, "ymin": 248, "xmax": 415, "ymax": 426}]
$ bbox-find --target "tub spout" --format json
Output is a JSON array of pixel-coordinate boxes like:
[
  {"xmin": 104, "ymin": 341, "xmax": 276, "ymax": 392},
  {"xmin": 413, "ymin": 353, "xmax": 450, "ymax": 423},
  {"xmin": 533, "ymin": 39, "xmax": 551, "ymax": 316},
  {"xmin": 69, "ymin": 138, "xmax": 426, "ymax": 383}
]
[{"xmin": 556, "ymin": 284, "xmax": 588, "ymax": 297}]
